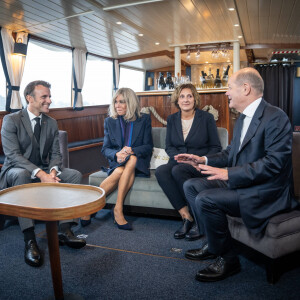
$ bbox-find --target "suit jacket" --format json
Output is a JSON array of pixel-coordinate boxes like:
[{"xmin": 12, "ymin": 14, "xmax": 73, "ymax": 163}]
[
  {"xmin": 207, "ymin": 99, "xmax": 298, "ymax": 234},
  {"xmin": 165, "ymin": 108, "xmax": 221, "ymax": 160},
  {"xmin": 0, "ymin": 109, "xmax": 62, "ymax": 189},
  {"xmin": 101, "ymin": 113, "xmax": 153, "ymax": 177}
]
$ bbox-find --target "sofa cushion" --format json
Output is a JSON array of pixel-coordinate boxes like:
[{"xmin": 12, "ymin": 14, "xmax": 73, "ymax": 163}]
[{"xmin": 227, "ymin": 210, "xmax": 300, "ymax": 258}]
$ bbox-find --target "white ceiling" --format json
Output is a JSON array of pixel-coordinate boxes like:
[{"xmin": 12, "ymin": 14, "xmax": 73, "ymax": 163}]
[{"xmin": 0, "ymin": 0, "xmax": 299, "ymax": 70}]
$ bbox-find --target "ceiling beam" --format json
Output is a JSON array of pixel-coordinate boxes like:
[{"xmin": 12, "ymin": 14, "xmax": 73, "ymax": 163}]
[{"xmin": 102, "ymin": 0, "xmax": 164, "ymax": 11}]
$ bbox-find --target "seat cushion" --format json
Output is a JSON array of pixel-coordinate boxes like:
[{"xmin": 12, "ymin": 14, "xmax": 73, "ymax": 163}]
[
  {"xmin": 89, "ymin": 170, "xmax": 174, "ymax": 209},
  {"xmin": 227, "ymin": 209, "xmax": 300, "ymax": 258}
]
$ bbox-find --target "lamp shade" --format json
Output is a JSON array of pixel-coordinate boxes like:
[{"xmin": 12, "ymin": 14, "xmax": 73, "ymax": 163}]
[{"xmin": 13, "ymin": 40, "xmax": 27, "ymax": 56}]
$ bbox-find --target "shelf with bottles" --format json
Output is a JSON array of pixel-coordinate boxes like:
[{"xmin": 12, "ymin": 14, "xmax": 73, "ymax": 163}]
[
  {"xmin": 157, "ymin": 71, "xmax": 191, "ymax": 91},
  {"xmin": 196, "ymin": 65, "xmax": 231, "ymax": 89}
]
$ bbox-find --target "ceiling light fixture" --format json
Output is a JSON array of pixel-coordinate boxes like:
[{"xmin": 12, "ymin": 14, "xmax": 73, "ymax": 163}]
[
  {"xmin": 186, "ymin": 47, "xmax": 191, "ymax": 61},
  {"xmin": 116, "ymin": 21, "xmax": 122, "ymax": 25},
  {"xmin": 238, "ymin": 35, "xmax": 243, "ymax": 38},
  {"xmin": 234, "ymin": 24, "xmax": 239, "ymax": 27},
  {"xmin": 138, "ymin": 33, "xmax": 144, "ymax": 36},
  {"xmin": 103, "ymin": 0, "xmax": 164, "ymax": 11},
  {"xmin": 228, "ymin": 8, "xmax": 235, "ymax": 11},
  {"xmin": 195, "ymin": 47, "xmax": 201, "ymax": 61},
  {"xmin": 155, "ymin": 42, "xmax": 160, "ymax": 45}
]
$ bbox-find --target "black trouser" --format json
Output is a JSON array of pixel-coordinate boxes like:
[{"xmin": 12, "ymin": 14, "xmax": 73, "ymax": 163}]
[{"xmin": 184, "ymin": 177, "xmax": 241, "ymax": 255}]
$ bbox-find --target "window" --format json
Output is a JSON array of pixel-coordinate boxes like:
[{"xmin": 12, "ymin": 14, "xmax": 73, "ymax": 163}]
[
  {"xmin": 0, "ymin": 56, "xmax": 5, "ymax": 111},
  {"xmin": 119, "ymin": 67, "xmax": 145, "ymax": 92},
  {"xmin": 82, "ymin": 55, "xmax": 113, "ymax": 106},
  {"xmin": 20, "ymin": 40, "xmax": 72, "ymax": 108}
]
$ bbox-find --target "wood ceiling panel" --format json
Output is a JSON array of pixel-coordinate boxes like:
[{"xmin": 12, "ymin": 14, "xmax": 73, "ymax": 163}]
[
  {"xmin": 235, "ymin": 0, "xmax": 252, "ymax": 43},
  {"xmin": 258, "ymin": 0, "xmax": 271, "ymax": 43},
  {"xmin": 245, "ymin": 0, "xmax": 260, "ymax": 44},
  {"xmin": 286, "ymin": 0, "xmax": 300, "ymax": 42},
  {"xmin": 274, "ymin": 0, "xmax": 298, "ymax": 44},
  {"xmin": 268, "ymin": 0, "xmax": 284, "ymax": 43}
]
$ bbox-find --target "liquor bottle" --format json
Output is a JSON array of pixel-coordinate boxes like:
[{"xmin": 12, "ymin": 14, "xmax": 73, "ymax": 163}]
[
  {"xmin": 222, "ymin": 65, "xmax": 230, "ymax": 87},
  {"xmin": 165, "ymin": 72, "xmax": 174, "ymax": 89},
  {"xmin": 158, "ymin": 72, "xmax": 166, "ymax": 90},
  {"xmin": 214, "ymin": 69, "xmax": 222, "ymax": 88},
  {"xmin": 200, "ymin": 71, "xmax": 207, "ymax": 88},
  {"xmin": 206, "ymin": 68, "xmax": 214, "ymax": 88}
]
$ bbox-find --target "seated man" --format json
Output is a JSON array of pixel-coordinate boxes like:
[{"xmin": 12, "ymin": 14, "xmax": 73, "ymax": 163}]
[
  {"xmin": 0, "ymin": 80, "xmax": 86, "ymax": 267},
  {"xmin": 176, "ymin": 68, "xmax": 298, "ymax": 282}
]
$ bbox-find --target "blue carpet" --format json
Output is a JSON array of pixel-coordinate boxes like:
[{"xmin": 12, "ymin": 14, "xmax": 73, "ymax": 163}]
[{"xmin": 0, "ymin": 209, "xmax": 300, "ymax": 300}]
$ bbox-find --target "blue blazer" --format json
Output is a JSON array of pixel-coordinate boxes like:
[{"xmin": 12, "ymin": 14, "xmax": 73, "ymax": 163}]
[
  {"xmin": 101, "ymin": 113, "xmax": 153, "ymax": 177},
  {"xmin": 165, "ymin": 108, "xmax": 221, "ymax": 160},
  {"xmin": 207, "ymin": 99, "xmax": 298, "ymax": 234}
]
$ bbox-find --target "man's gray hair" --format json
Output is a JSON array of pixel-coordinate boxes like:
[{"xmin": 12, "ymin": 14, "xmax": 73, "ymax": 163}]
[{"xmin": 235, "ymin": 68, "xmax": 264, "ymax": 95}]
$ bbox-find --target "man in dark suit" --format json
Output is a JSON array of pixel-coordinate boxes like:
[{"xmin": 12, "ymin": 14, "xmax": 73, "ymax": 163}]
[
  {"xmin": 0, "ymin": 80, "xmax": 86, "ymax": 267},
  {"xmin": 176, "ymin": 68, "xmax": 298, "ymax": 282}
]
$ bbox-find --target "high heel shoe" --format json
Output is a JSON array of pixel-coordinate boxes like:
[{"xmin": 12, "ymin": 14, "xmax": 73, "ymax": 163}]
[
  {"xmin": 111, "ymin": 209, "xmax": 132, "ymax": 231},
  {"xmin": 80, "ymin": 213, "xmax": 97, "ymax": 227}
]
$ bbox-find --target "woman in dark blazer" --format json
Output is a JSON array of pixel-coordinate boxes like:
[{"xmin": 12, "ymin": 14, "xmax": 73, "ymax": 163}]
[
  {"xmin": 155, "ymin": 83, "xmax": 221, "ymax": 240},
  {"xmin": 81, "ymin": 88, "xmax": 153, "ymax": 230}
]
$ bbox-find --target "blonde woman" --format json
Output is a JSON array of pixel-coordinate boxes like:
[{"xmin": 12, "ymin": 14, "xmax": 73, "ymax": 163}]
[{"xmin": 81, "ymin": 88, "xmax": 153, "ymax": 230}]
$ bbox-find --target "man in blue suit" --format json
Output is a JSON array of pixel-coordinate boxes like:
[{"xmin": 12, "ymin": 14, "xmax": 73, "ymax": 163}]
[{"xmin": 176, "ymin": 67, "xmax": 298, "ymax": 282}]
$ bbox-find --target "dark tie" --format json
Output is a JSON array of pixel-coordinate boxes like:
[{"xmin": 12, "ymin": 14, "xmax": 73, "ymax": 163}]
[
  {"xmin": 232, "ymin": 113, "xmax": 245, "ymax": 166},
  {"xmin": 34, "ymin": 117, "xmax": 41, "ymax": 142}
]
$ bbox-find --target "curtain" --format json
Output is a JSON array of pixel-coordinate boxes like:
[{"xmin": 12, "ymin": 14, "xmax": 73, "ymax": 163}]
[
  {"xmin": 113, "ymin": 59, "xmax": 120, "ymax": 92},
  {"xmin": 255, "ymin": 64, "xmax": 295, "ymax": 121},
  {"xmin": 0, "ymin": 28, "xmax": 28, "ymax": 112},
  {"xmin": 72, "ymin": 48, "xmax": 87, "ymax": 110}
]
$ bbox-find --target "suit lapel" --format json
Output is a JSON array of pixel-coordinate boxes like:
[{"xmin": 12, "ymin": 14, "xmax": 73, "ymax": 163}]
[
  {"xmin": 239, "ymin": 100, "xmax": 266, "ymax": 151},
  {"xmin": 112, "ymin": 118, "xmax": 123, "ymax": 147},
  {"xmin": 21, "ymin": 109, "xmax": 34, "ymax": 139},
  {"xmin": 185, "ymin": 109, "xmax": 200, "ymax": 143},
  {"xmin": 174, "ymin": 111, "xmax": 185, "ymax": 144},
  {"xmin": 130, "ymin": 116, "xmax": 142, "ymax": 146}
]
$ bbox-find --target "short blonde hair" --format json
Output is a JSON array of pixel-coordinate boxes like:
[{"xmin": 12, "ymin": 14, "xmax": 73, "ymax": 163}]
[
  {"xmin": 171, "ymin": 83, "xmax": 200, "ymax": 110},
  {"xmin": 109, "ymin": 88, "xmax": 141, "ymax": 121}
]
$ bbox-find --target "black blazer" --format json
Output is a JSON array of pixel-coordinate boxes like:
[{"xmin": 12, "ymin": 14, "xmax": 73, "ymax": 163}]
[
  {"xmin": 165, "ymin": 108, "xmax": 221, "ymax": 160},
  {"xmin": 207, "ymin": 99, "xmax": 298, "ymax": 234},
  {"xmin": 101, "ymin": 113, "xmax": 153, "ymax": 177}
]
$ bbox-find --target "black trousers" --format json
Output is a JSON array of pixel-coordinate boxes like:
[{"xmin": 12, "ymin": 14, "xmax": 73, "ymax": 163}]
[
  {"xmin": 183, "ymin": 177, "xmax": 241, "ymax": 256},
  {"xmin": 155, "ymin": 161, "xmax": 204, "ymax": 210}
]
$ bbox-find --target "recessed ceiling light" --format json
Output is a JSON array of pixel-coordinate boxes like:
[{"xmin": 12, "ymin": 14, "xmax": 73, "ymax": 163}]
[
  {"xmin": 116, "ymin": 21, "xmax": 122, "ymax": 25},
  {"xmin": 155, "ymin": 42, "xmax": 160, "ymax": 45},
  {"xmin": 138, "ymin": 33, "xmax": 144, "ymax": 37},
  {"xmin": 206, "ymin": 61, "xmax": 208, "ymax": 64},
  {"xmin": 228, "ymin": 8, "xmax": 235, "ymax": 11},
  {"xmin": 238, "ymin": 35, "xmax": 243, "ymax": 38},
  {"xmin": 234, "ymin": 24, "xmax": 239, "ymax": 27}
]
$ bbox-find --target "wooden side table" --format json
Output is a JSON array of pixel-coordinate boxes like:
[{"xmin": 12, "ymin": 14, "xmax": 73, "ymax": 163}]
[{"xmin": 0, "ymin": 183, "xmax": 105, "ymax": 300}]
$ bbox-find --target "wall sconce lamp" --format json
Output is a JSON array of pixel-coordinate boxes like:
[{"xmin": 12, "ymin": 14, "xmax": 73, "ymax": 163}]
[
  {"xmin": 13, "ymin": 38, "xmax": 27, "ymax": 56},
  {"xmin": 297, "ymin": 67, "xmax": 300, "ymax": 77},
  {"xmin": 147, "ymin": 77, "xmax": 153, "ymax": 86}
]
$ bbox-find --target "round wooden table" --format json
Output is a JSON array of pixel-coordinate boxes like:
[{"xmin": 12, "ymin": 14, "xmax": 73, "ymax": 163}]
[{"xmin": 0, "ymin": 183, "xmax": 105, "ymax": 300}]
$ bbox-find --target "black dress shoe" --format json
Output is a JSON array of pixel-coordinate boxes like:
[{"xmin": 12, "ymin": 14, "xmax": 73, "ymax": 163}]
[
  {"xmin": 185, "ymin": 243, "xmax": 217, "ymax": 260},
  {"xmin": 58, "ymin": 228, "xmax": 86, "ymax": 249},
  {"xmin": 174, "ymin": 219, "xmax": 193, "ymax": 239},
  {"xmin": 185, "ymin": 223, "xmax": 202, "ymax": 241},
  {"xmin": 24, "ymin": 240, "xmax": 43, "ymax": 267},
  {"xmin": 195, "ymin": 256, "xmax": 241, "ymax": 282}
]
